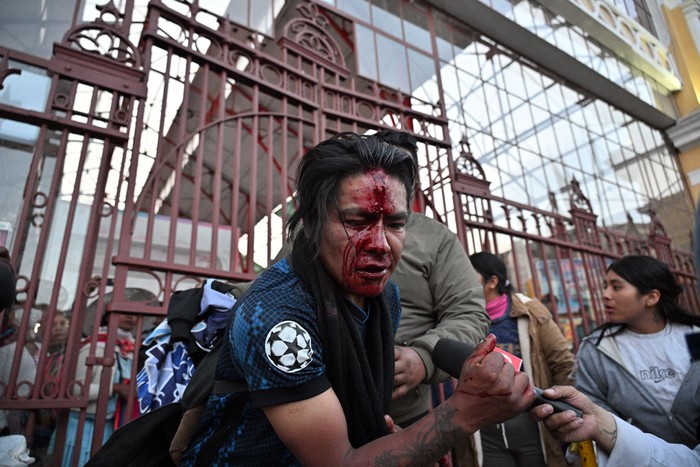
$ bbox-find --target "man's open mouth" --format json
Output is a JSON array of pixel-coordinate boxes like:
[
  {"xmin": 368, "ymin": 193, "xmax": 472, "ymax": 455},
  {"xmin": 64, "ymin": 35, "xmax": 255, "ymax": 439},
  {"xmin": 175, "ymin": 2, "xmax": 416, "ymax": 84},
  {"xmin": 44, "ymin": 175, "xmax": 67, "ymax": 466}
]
[{"xmin": 357, "ymin": 264, "xmax": 389, "ymax": 277}]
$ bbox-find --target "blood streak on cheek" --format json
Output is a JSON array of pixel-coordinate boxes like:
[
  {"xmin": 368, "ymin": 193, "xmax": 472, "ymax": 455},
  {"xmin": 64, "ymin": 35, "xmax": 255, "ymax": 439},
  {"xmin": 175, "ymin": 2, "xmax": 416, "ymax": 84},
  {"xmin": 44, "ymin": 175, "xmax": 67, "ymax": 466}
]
[
  {"xmin": 341, "ymin": 228, "xmax": 380, "ymax": 293},
  {"xmin": 342, "ymin": 237, "xmax": 357, "ymax": 283}
]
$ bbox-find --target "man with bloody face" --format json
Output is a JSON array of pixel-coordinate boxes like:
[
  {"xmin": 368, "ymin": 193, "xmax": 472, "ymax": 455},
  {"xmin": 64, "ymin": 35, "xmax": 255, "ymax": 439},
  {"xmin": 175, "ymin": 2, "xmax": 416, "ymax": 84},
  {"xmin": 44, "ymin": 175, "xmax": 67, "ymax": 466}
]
[{"xmin": 181, "ymin": 133, "xmax": 535, "ymax": 466}]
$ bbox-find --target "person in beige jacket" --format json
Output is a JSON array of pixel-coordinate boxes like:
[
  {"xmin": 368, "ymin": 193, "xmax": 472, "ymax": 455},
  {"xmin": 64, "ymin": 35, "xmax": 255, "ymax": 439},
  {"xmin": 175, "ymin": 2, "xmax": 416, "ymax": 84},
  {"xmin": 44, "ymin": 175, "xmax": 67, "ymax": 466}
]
[{"xmin": 462, "ymin": 252, "xmax": 574, "ymax": 467}]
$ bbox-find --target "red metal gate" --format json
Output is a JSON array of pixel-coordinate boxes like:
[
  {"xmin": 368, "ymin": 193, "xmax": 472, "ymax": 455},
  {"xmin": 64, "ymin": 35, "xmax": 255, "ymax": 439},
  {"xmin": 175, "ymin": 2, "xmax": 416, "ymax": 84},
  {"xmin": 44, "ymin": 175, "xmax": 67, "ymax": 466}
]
[
  {"xmin": 0, "ymin": 1, "xmax": 452, "ymax": 464},
  {"xmin": 0, "ymin": 3, "xmax": 151, "ymax": 464},
  {"xmin": 0, "ymin": 0, "xmax": 696, "ymax": 465},
  {"xmin": 453, "ymin": 140, "xmax": 699, "ymax": 350}
]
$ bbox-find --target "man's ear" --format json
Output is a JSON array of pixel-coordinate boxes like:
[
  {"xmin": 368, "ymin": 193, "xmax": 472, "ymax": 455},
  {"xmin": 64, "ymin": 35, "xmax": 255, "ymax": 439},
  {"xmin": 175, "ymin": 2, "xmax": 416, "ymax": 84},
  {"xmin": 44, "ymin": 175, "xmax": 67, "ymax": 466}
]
[{"xmin": 645, "ymin": 289, "xmax": 661, "ymax": 308}]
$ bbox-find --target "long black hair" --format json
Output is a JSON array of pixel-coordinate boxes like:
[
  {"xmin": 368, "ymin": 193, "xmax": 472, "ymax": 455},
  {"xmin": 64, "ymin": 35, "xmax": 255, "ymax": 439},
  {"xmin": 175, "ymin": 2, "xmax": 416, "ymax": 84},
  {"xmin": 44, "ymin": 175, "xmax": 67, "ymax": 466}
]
[
  {"xmin": 287, "ymin": 132, "xmax": 417, "ymax": 256},
  {"xmin": 469, "ymin": 252, "xmax": 514, "ymax": 297},
  {"xmin": 374, "ymin": 129, "xmax": 418, "ymax": 162},
  {"xmin": 595, "ymin": 255, "xmax": 700, "ymax": 342},
  {"xmin": 607, "ymin": 255, "xmax": 700, "ymax": 326}
]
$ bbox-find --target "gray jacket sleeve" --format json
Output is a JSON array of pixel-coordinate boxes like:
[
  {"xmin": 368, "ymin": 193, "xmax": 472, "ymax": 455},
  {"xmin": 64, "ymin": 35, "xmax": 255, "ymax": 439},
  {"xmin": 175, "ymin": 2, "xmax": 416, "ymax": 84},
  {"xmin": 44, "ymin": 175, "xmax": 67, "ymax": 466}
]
[
  {"xmin": 599, "ymin": 415, "xmax": 700, "ymax": 466},
  {"xmin": 574, "ymin": 339, "xmax": 614, "ymax": 413}
]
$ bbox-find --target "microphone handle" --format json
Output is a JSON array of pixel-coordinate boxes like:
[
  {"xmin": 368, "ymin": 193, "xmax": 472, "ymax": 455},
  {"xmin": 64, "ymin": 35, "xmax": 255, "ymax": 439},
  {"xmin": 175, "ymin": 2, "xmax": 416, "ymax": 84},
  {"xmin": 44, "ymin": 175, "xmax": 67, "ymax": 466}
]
[
  {"xmin": 533, "ymin": 387, "xmax": 582, "ymax": 418},
  {"xmin": 432, "ymin": 338, "xmax": 583, "ymax": 417}
]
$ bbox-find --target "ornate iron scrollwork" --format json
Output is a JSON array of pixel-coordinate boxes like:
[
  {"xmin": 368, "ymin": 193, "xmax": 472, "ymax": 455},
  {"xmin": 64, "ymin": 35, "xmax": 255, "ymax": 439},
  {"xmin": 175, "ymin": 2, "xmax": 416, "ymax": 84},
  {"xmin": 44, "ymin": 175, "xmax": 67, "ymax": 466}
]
[
  {"xmin": 0, "ymin": 53, "xmax": 21, "ymax": 91},
  {"xmin": 284, "ymin": 3, "xmax": 345, "ymax": 68},
  {"xmin": 569, "ymin": 177, "xmax": 593, "ymax": 214},
  {"xmin": 454, "ymin": 134, "xmax": 487, "ymax": 180}
]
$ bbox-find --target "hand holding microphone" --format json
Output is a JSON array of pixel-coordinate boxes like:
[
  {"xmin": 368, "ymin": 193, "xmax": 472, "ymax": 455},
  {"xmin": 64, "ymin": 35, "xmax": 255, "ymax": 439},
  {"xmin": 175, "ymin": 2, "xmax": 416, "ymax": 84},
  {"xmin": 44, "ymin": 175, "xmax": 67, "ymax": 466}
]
[
  {"xmin": 432, "ymin": 337, "xmax": 582, "ymax": 418},
  {"xmin": 432, "ymin": 334, "xmax": 537, "ymax": 432}
]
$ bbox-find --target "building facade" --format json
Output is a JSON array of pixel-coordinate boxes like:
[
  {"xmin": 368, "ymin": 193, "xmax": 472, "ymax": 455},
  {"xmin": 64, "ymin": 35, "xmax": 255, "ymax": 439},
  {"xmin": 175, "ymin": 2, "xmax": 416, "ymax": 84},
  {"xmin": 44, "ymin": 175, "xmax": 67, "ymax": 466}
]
[{"xmin": 0, "ymin": 0, "xmax": 699, "ymax": 463}]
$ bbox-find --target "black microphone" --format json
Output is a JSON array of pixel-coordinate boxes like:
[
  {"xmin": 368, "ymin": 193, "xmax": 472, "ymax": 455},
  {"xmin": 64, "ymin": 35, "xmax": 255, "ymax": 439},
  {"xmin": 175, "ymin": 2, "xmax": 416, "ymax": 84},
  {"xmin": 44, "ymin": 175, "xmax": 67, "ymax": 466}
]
[{"xmin": 432, "ymin": 338, "xmax": 582, "ymax": 417}]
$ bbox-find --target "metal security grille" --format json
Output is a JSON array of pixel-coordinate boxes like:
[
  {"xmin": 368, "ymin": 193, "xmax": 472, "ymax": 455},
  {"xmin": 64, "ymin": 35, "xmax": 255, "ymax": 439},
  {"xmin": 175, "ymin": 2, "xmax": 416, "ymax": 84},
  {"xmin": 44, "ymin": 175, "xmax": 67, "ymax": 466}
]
[
  {"xmin": 453, "ymin": 143, "xmax": 698, "ymax": 350},
  {"xmin": 0, "ymin": 0, "xmax": 696, "ymax": 465}
]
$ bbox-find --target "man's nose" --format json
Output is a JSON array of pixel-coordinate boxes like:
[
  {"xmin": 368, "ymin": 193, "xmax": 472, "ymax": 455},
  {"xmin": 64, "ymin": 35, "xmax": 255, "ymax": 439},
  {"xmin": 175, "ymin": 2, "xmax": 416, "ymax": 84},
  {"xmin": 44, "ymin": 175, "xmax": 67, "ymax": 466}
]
[{"xmin": 365, "ymin": 223, "xmax": 390, "ymax": 252}]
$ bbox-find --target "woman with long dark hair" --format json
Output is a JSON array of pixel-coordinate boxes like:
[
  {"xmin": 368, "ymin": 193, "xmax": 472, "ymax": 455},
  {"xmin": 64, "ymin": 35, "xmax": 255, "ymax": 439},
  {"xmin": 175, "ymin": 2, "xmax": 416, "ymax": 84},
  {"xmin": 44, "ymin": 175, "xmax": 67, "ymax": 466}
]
[{"xmin": 576, "ymin": 254, "xmax": 700, "ymax": 448}]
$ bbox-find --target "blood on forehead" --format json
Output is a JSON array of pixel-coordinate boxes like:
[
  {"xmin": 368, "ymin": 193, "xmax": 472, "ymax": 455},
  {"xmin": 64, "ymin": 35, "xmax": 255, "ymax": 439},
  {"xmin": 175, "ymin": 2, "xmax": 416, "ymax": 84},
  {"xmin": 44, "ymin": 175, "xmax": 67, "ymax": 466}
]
[{"xmin": 353, "ymin": 169, "xmax": 393, "ymax": 214}]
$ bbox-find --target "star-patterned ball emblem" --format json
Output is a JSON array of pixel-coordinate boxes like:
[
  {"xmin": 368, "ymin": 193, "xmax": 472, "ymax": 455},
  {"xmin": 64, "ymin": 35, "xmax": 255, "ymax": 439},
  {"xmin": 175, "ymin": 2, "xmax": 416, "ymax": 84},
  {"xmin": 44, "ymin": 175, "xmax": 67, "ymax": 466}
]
[{"xmin": 264, "ymin": 321, "xmax": 314, "ymax": 373}]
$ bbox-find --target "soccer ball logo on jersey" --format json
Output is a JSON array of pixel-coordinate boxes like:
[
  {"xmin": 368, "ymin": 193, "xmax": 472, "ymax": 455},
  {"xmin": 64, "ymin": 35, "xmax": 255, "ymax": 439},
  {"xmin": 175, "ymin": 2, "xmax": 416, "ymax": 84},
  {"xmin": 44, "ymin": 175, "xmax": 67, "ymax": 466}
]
[{"xmin": 265, "ymin": 320, "xmax": 314, "ymax": 373}]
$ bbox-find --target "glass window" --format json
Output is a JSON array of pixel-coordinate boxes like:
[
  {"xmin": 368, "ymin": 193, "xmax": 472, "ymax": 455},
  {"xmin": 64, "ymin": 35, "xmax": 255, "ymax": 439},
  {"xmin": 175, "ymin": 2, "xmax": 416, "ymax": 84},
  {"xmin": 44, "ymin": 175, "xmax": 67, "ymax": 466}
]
[
  {"xmin": 371, "ymin": 2, "xmax": 402, "ymax": 39},
  {"xmin": 551, "ymin": 119, "xmax": 576, "ymax": 161},
  {"xmin": 0, "ymin": 143, "xmax": 33, "ymax": 249},
  {"xmin": 436, "ymin": 37, "xmax": 455, "ymax": 63},
  {"xmin": 535, "ymin": 125, "xmax": 559, "ymax": 161},
  {"xmin": 407, "ymin": 49, "xmax": 435, "ymax": 94},
  {"xmin": 402, "ymin": 3, "xmax": 431, "ymax": 52},
  {"xmin": 226, "ymin": 0, "xmax": 250, "ymax": 28},
  {"xmin": 412, "ymin": 76, "xmax": 440, "ymax": 109},
  {"xmin": 338, "ymin": 0, "xmax": 371, "ymax": 21},
  {"xmin": 0, "ymin": 63, "xmax": 51, "ymax": 144},
  {"xmin": 456, "ymin": 67, "xmax": 481, "ymax": 102},
  {"xmin": 404, "ymin": 21, "xmax": 432, "ymax": 52},
  {"xmin": 473, "ymin": 131, "xmax": 497, "ymax": 158},
  {"xmin": 544, "ymin": 90, "xmax": 568, "ymax": 122},
  {"xmin": 528, "ymin": 165, "xmax": 550, "ymax": 208},
  {"xmin": 521, "ymin": 67, "xmax": 544, "ymax": 100},
  {"xmin": 571, "ymin": 122, "xmax": 590, "ymax": 150},
  {"xmin": 602, "ymin": 185, "xmax": 625, "ymax": 225},
  {"xmin": 507, "ymin": 67, "xmax": 529, "ymax": 101},
  {"xmin": 0, "ymin": 0, "xmax": 74, "ymax": 58},
  {"xmin": 453, "ymin": 47, "xmax": 483, "ymax": 74},
  {"xmin": 519, "ymin": 132, "xmax": 541, "ymax": 155},
  {"xmin": 542, "ymin": 160, "xmax": 566, "ymax": 192},
  {"xmin": 491, "ymin": 0, "xmax": 517, "ymax": 16},
  {"xmin": 376, "ymin": 34, "xmax": 409, "ymax": 93},
  {"xmin": 355, "ymin": 24, "xmax": 378, "ymax": 81},
  {"xmin": 510, "ymin": 103, "xmax": 535, "ymax": 146},
  {"xmin": 628, "ymin": 122, "xmax": 654, "ymax": 155},
  {"xmin": 440, "ymin": 65, "xmax": 461, "ymax": 109},
  {"xmin": 250, "ymin": 0, "xmax": 274, "ymax": 36},
  {"xmin": 610, "ymin": 0, "xmax": 656, "ymax": 35},
  {"xmin": 481, "ymin": 160, "xmax": 505, "ymax": 197},
  {"xmin": 500, "ymin": 172, "xmax": 527, "ymax": 202},
  {"xmin": 561, "ymin": 150, "xmax": 581, "ymax": 175},
  {"xmin": 626, "ymin": 161, "xmax": 652, "ymax": 198},
  {"xmin": 529, "ymin": 105, "xmax": 551, "ymax": 131}
]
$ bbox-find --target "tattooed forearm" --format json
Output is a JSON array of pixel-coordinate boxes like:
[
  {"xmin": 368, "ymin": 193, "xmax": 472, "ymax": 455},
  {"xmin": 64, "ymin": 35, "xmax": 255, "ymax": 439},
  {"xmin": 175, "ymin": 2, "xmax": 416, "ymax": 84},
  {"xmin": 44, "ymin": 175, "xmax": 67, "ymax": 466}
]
[
  {"xmin": 602, "ymin": 427, "xmax": 618, "ymax": 445},
  {"xmin": 373, "ymin": 404, "xmax": 468, "ymax": 466}
]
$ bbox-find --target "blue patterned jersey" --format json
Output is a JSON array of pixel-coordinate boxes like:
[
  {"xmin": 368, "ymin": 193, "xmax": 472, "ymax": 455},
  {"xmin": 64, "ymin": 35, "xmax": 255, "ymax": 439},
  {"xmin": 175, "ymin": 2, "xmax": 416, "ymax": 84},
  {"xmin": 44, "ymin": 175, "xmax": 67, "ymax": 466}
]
[{"xmin": 181, "ymin": 259, "xmax": 401, "ymax": 466}]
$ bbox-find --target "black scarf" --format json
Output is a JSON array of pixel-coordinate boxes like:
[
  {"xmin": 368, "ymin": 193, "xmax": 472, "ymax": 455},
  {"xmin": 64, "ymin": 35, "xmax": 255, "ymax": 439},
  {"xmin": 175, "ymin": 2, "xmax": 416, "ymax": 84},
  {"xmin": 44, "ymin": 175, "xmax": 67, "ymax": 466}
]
[{"xmin": 288, "ymin": 234, "xmax": 394, "ymax": 447}]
